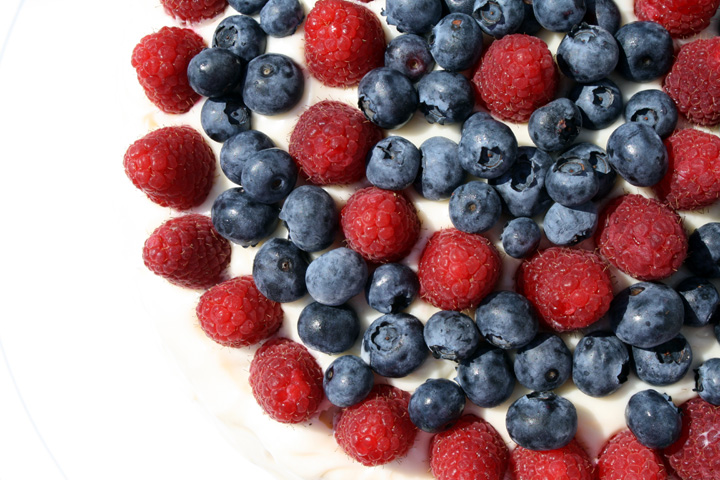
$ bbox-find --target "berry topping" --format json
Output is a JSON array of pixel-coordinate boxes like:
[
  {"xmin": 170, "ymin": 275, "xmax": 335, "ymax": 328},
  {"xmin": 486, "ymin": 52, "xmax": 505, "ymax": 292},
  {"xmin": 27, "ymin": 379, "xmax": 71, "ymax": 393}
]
[
  {"xmin": 664, "ymin": 396, "xmax": 720, "ymax": 480},
  {"xmin": 323, "ymin": 355, "xmax": 374, "ymax": 407},
  {"xmin": 408, "ymin": 378, "xmax": 465, "ymax": 433},
  {"xmin": 424, "ymin": 310, "xmax": 481, "ymax": 361},
  {"xmin": 252, "ymin": 238, "xmax": 308, "ymax": 303},
  {"xmin": 358, "ymin": 67, "xmax": 419, "ymax": 130},
  {"xmin": 161, "ymin": 0, "xmax": 228, "ymax": 24},
  {"xmin": 510, "ymin": 439, "xmax": 594, "ymax": 480},
  {"xmin": 365, "ymin": 263, "xmax": 419, "ymax": 314},
  {"xmin": 361, "ymin": 313, "xmax": 427, "ymax": 378},
  {"xmin": 475, "ymin": 291, "xmax": 539, "ymax": 350},
  {"xmin": 211, "ymin": 187, "xmax": 279, "ymax": 247},
  {"xmin": 242, "ymin": 53, "xmax": 304, "ymax": 115},
  {"xmin": 573, "ymin": 331, "xmax": 631, "ymax": 396},
  {"xmin": 506, "ymin": 391, "xmax": 578, "ymax": 450},
  {"xmin": 305, "ymin": 247, "xmax": 368, "ymax": 306},
  {"xmin": 626, "ymin": 389, "xmax": 682, "ymax": 449},
  {"xmin": 635, "ymin": 0, "xmax": 720, "ymax": 38},
  {"xmin": 597, "ymin": 429, "xmax": 668, "ymax": 480},
  {"xmin": 297, "ymin": 302, "xmax": 360, "ymax": 354},
  {"xmin": 279, "ymin": 185, "xmax": 339, "ymax": 253},
  {"xmin": 456, "ymin": 344, "xmax": 515, "ymax": 408},
  {"xmin": 514, "ymin": 333, "xmax": 573, "ymax": 392}
]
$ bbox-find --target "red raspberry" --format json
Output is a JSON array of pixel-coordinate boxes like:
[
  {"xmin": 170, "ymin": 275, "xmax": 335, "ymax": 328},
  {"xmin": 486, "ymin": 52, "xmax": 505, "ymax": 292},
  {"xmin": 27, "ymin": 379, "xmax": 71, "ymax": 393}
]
[
  {"xmin": 124, "ymin": 125, "xmax": 216, "ymax": 210},
  {"xmin": 516, "ymin": 247, "xmax": 612, "ymax": 331},
  {"xmin": 655, "ymin": 128, "xmax": 720, "ymax": 211},
  {"xmin": 430, "ymin": 414, "xmax": 509, "ymax": 480},
  {"xmin": 595, "ymin": 194, "xmax": 688, "ymax": 281},
  {"xmin": 249, "ymin": 338, "xmax": 324, "ymax": 424},
  {"xmin": 664, "ymin": 37, "xmax": 720, "ymax": 127},
  {"xmin": 418, "ymin": 228, "xmax": 501, "ymax": 311},
  {"xmin": 160, "ymin": 0, "xmax": 227, "ymax": 23},
  {"xmin": 635, "ymin": 0, "xmax": 720, "ymax": 38},
  {"xmin": 304, "ymin": 0, "xmax": 386, "ymax": 87},
  {"xmin": 289, "ymin": 100, "xmax": 383, "ymax": 185},
  {"xmin": 664, "ymin": 396, "xmax": 720, "ymax": 480},
  {"xmin": 142, "ymin": 214, "xmax": 231, "ymax": 289},
  {"xmin": 334, "ymin": 384, "xmax": 417, "ymax": 466},
  {"xmin": 131, "ymin": 26, "xmax": 205, "ymax": 114},
  {"xmin": 340, "ymin": 187, "xmax": 420, "ymax": 263},
  {"xmin": 196, "ymin": 276, "xmax": 283, "ymax": 348},
  {"xmin": 471, "ymin": 34, "xmax": 558, "ymax": 123},
  {"xmin": 597, "ymin": 429, "xmax": 668, "ymax": 480},
  {"xmin": 510, "ymin": 439, "xmax": 595, "ymax": 480}
]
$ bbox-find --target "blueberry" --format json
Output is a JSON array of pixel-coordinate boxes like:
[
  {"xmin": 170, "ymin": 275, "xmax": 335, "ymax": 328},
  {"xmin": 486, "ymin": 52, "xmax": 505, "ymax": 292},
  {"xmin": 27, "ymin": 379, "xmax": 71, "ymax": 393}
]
[
  {"xmin": 472, "ymin": 0, "xmax": 525, "ymax": 38},
  {"xmin": 417, "ymin": 70, "xmax": 474, "ymax": 125},
  {"xmin": 409, "ymin": 379, "xmax": 466, "ymax": 432},
  {"xmin": 305, "ymin": 247, "xmax": 367, "ymax": 306},
  {"xmin": 297, "ymin": 302, "xmax": 360, "ymax": 354},
  {"xmin": 456, "ymin": 344, "xmax": 515, "ymax": 407},
  {"xmin": 545, "ymin": 154, "xmax": 599, "ymax": 207},
  {"xmin": 677, "ymin": 276, "xmax": 720, "ymax": 327},
  {"xmin": 241, "ymin": 148, "xmax": 298, "ymax": 204},
  {"xmin": 445, "ymin": 0, "xmax": 475, "ymax": 14},
  {"xmin": 583, "ymin": 0, "xmax": 621, "ymax": 34},
  {"xmin": 528, "ymin": 98, "xmax": 582, "ymax": 152},
  {"xmin": 568, "ymin": 77, "xmax": 623, "ymax": 130},
  {"xmin": 533, "ymin": 0, "xmax": 586, "ymax": 32},
  {"xmin": 475, "ymin": 290, "xmax": 539, "ymax": 350},
  {"xmin": 366, "ymin": 136, "xmax": 421, "ymax": 190},
  {"xmin": 424, "ymin": 310, "xmax": 481, "ymax": 361},
  {"xmin": 501, "ymin": 217, "xmax": 541, "ymax": 258},
  {"xmin": 220, "ymin": 130, "xmax": 275, "ymax": 185},
  {"xmin": 383, "ymin": 0, "xmax": 443, "ymax": 35},
  {"xmin": 610, "ymin": 282, "xmax": 685, "ymax": 349},
  {"xmin": 361, "ymin": 313, "xmax": 427, "ymax": 377},
  {"xmin": 687, "ymin": 223, "xmax": 720, "ymax": 278},
  {"xmin": 201, "ymin": 96, "xmax": 252, "ymax": 142},
  {"xmin": 557, "ymin": 142, "xmax": 616, "ymax": 201},
  {"xmin": 252, "ymin": 237, "xmax": 308, "ymax": 302},
  {"xmin": 279, "ymin": 185, "xmax": 338, "ymax": 253},
  {"xmin": 514, "ymin": 333, "xmax": 572, "ymax": 391},
  {"xmin": 615, "ymin": 21, "xmax": 673, "ymax": 82},
  {"xmin": 211, "ymin": 187, "xmax": 279, "ymax": 246},
  {"xmin": 358, "ymin": 67, "xmax": 419, "ymax": 130},
  {"xmin": 624, "ymin": 89, "xmax": 678, "ymax": 138},
  {"xmin": 187, "ymin": 48, "xmax": 244, "ymax": 98},
  {"xmin": 414, "ymin": 137, "xmax": 466, "ymax": 200},
  {"xmin": 696, "ymin": 358, "xmax": 720, "ymax": 405},
  {"xmin": 449, "ymin": 181, "xmax": 502, "ymax": 234},
  {"xmin": 506, "ymin": 392, "xmax": 578, "ymax": 451},
  {"xmin": 323, "ymin": 355, "xmax": 374, "ymax": 407},
  {"xmin": 625, "ymin": 389, "xmax": 682, "ymax": 449},
  {"xmin": 573, "ymin": 331, "xmax": 630, "ymax": 396},
  {"xmin": 518, "ymin": 0, "xmax": 543, "ymax": 35},
  {"xmin": 365, "ymin": 263, "xmax": 419, "ymax": 314},
  {"xmin": 489, "ymin": 146, "xmax": 554, "ymax": 217},
  {"xmin": 385, "ymin": 34, "xmax": 435, "ymax": 82},
  {"xmin": 243, "ymin": 53, "xmax": 304, "ymax": 115},
  {"xmin": 428, "ymin": 13, "xmax": 483, "ymax": 71},
  {"xmin": 606, "ymin": 122, "xmax": 668, "ymax": 187},
  {"xmin": 259, "ymin": 0, "xmax": 304, "ymax": 37},
  {"xmin": 213, "ymin": 15, "xmax": 267, "ymax": 62},
  {"xmin": 543, "ymin": 201, "xmax": 598, "ymax": 246},
  {"xmin": 633, "ymin": 334, "xmax": 693, "ymax": 387},
  {"xmin": 459, "ymin": 112, "xmax": 519, "ymax": 179},
  {"xmin": 557, "ymin": 23, "xmax": 619, "ymax": 83},
  {"xmin": 228, "ymin": 0, "xmax": 268, "ymax": 14}
]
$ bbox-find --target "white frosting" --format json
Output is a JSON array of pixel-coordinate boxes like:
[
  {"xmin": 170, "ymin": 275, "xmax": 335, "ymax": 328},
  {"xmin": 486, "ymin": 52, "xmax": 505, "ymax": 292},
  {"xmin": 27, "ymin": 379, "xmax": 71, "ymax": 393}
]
[{"xmin": 125, "ymin": 1, "xmax": 720, "ymax": 478}]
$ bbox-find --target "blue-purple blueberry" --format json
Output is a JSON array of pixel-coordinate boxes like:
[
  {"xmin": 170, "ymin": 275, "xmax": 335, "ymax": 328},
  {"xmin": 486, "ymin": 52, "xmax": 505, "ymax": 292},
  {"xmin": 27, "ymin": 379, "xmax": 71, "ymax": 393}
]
[
  {"xmin": 358, "ymin": 67, "xmax": 419, "ymax": 130},
  {"xmin": 424, "ymin": 310, "xmax": 481, "ymax": 362},
  {"xmin": 414, "ymin": 137, "xmax": 466, "ymax": 200},
  {"xmin": 241, "ymin": 148, "xmax": 298, "ymax": 204},
  {"xmin": 475, "ymin": 290, "xmax": 539, "ymax": 350},
  {"xmin": 365, "ymin": 263, "xmax": 419, "ymax": 314},
  {"xmin": 625, "ymin": 389, "xmax": 682, "ymax": 449},
  {"xmin": 361, "ymin": 312, "xmax": 427, "ymax": 378},
  {"xmin": 384, "ymin": 34, "xmax": 435, "ymax": 82},
  {"xmin": 252, "ymin": 237, "xmax": 308, "ymax": 302},
  {"xmin": 366, "ymin": 136, "xmax": 421, "ymax": 190},
  {"xmin": 456, "ymin": 344, "xmax": 515, "ymax": 408},
  {"xmin": 243, "ymin": 53, "xmax": 304, "ymax": 115},
  {"xmin": 506, "ymin": 391, "xmax": 578, "ymax": 450},
  {"xmin": 449, "ymin": 181, "xmax": 502, "ymax": 234},
  {"xmin": 417, "ymin": 70, "xmax": 474, "ymax": 125},
  {"xmin": 429, "ymin": 13, "xmax": 483, "ymax": 71},
  {"xmin": 323, "ymin": 355, "xmax": 374, "ymax": 407},
  {"xmin": 501, "ymin": 217, "xmax": 541, "ymax": 258},
  {"xmin": 213, "ymin": 15, "xmax": 267, "ymax": 62},
  {"xmin": 298, "ymin": 302, "xmax": 360, "ymax": 354},
  {"xmin": 211, "ymin": 187, "xmax": 279, "ymax": 247},
  {"xmin": 408, "ymin": 379, "xmax": 466, "ymax": 432},
  {"xmin": 279, "ymin": 185, "xmax": 338, "ymax": 253},
  {"xmin": 573, "ymin": 331, "xmax": 630, "ymax": 397},
  {"xmin": 632, "ymin": 334, "xmax": 693, "ymax": 387},
  {"xmin": 606, "ymin": 122, "xmax": 668, "ymax": 187},
  {"xmin": 624, "ymin": 89, "xmax": 678, "ymax": 138},
  {"xmin": 305, "ymin": 247, "xmax": 367, "ymax": 306},
  {"xmin": 220, "ymin": 130, "xmax": 275, "ymax": 185}
]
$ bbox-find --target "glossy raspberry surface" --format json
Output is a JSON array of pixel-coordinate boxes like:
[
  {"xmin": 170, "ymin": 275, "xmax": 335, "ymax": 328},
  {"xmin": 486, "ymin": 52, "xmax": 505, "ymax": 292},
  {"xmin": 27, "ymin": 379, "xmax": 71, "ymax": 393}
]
[
  {"xmin": 664, "ymin": 397, "xmax": 720, "ymax": 480},
  {"xmin": 161, "ymin": 0, "xmax": 228, "ymax": 23},
  {"xmin": 510, "ymin": 439, "xmax": 595, "ymax": 480},
  {"xmin": 635, "ymin": 0, "xmax": 720, "ymax": 38},
  {"xmin": 597, "ymin": 429, "xmax": 668, "ymax": 480}
]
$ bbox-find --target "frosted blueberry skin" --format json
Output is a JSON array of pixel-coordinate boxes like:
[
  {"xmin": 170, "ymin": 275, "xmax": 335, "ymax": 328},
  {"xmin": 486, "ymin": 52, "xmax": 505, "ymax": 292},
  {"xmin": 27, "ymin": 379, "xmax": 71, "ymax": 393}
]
[
  {"xmin": 305, "ymin": 247, "xmax": 368, "ymax": 306},
  {"xmin": 228, "ymin": 0, "xmax": 269, "ymax": 15},
  {"xmin": 449, "ymin": 181, "xmax": 502, "ymax": 234},
  {"xmin": 297, "ymin": 302, "xmax": 360, "ymax": 354},
  {"xmin": 514, "ymin": 333, "xmax": 572, "ymax": 391},
  {"xmin": 201, "ymin": 95, "xmax": 252, "ymax": 142},
  {"xmin": 384, "ymin": 34, "xmax": 435, "ymax": 83},
  {"xmin": 366, "ymin": 136, "xmax": 421, "ymax": 191},
  {"xmin": 259, "ymin": 0, "xmax": 305, "ymax": 38},
  {"xmin": 383, "ymin": 0, "xmax": 443, "ymax": 35},
  {"xmin": 489, "ymin": 146, "xmax": 554, "ymax": 218},
  {"xmin": 211, "ymin": 187, "xmax": 279, "ymax": 247},
  {"xmin": 361, "ymin": 313, "xmax": 427, "ymax": 378},
  {"xmin": 472, "ymin": 0, "xmax": 525, "ymax": 38},
  {"xmin": 606, "ymin": 122, "xmax": 668, "ymax": 187},
  {"xmin": 252, "ymin": 238, "xmax": 308, "ymax": 303},
  {"xmin": 528, "ymin": 98, "xmax": 582, "ymax": 152},
  {"xmin": 476, "ymin": 291, "xmax": 539, "ymax": 350},
  {"xmin": 323, "ymin": 355, "xmax": 374, "ymax": 407},
  {"xmin": 456, "ymin": 344, "xmax": 515, "ymax": 408},
  {"xmin": 358, "ymin": 67, "xmax": 419, "ymax": 130},
  {"xmin": 279, "ymin": 185, "xmax": 338, "ymax": 253},
  {"xmin": 213, "ymin": 15, "xmax": 267, "ymax": 62},
  {"xmin": 543, "ymin": 201, "xmax": 598, "ymax": 246},
  {"xmin": 568, "ymin": 78, "xmax": 623, "ymax": 130},
  {"xmin": 625, "ymin": 389, "xmax": 682, "ymax": 449},
  {"xmin": 241, "ymin": 148, "xmax": 298, "ymax": 204},
  {"xmin": 428, "ymin": 13, "xmax": 483, "ymax": 72},
  {"xmin": 408, "ymin": 379, "xmax": 466, "ymax": 433},
  {"xmin": 533, "ymin": 0, "xmax": 586, "ymax": 32},
  {"xmin": 687, "ymin": 223, "xmax": 720, "ymax": 278},
  {"xmin": 583, "ymin": 0, "xmax": 621, "ymax": 34},
  {"xmin": 417, "ymin": 70, "xmax": 475, "ymax": 125},
  {"xmin": 187, "ymin": 48, "xmax": 245, "ymax": 98},
  {"xmin": 414, "ymin": 137, "xmax": 466, "ymax": 201},
  {"xmin": 545, "ymin": 155, "xmax": 599, "ymax": 207},
  {"xmin": 506, "ymin": 391, "xmax": 578, "ymax": 451},
  {"xmin": 220, "ymin": 130, "xmax": 275, "ymax": 185},
  {"xmin": 696, "ymin": 358, "xmax": 720, "ymax": 405},
  {"xmin": 501, "ymin": 217, "xmax": 541, "ymax": 259},
  {"xmin": 624, "ymin": 89, "xmax": 678, "ymax": 138},
  {"xmin": 632, "ymin": 334, "xmax": 692, "ymax": 387},
  {"xmin": 615, "ymin": 21, "xmax": 674, "ymax": 82},
  {"xmin": 557, "ymin": 142, "xmax": 616, "ymax": 201},
  {"xmin": 424, "ymin": 310, "xmax": 481, "ymax": 362},
  {"xmin": 445, "ymin": 0, "xmax": 475, "ymax": 14},
  {"xmin": 676, "ymin": 276, "xmax": 720, "ymax": 327},
  {"xmin": 365, "ymin": 263, "xmax": 419, "ymax": 314},
  {"xmin": 243, "ymin": 53, "xmax": 304, "ymax": 115},
  {"xmin": 459, "ymin": 112, "xmax": 519, "ymax": 179},
  {"xmin": 557, "ymin": 23, "xmax": 619, "ymax": 84},
  {"xmin": 573, "ymin": 331, "xmax": 630, "ymax": 397}
]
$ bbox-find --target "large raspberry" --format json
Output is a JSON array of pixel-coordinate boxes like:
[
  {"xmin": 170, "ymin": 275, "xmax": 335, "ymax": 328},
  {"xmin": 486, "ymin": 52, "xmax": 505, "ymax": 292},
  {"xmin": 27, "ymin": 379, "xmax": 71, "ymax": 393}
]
[
  {"xmin": 124, "ymin": 125, "xmax": 216, "ymax": 210},
  {"xmin": 418, "ymin": 228, "xmax": 501, "ymax": 311},
  {"xmin": 664, "ymin": 37, "xmax": 720, "ymax": 127},
  {"xmin": 160, "ymin": 0, "xmax": 227, "ymax": 23},
  {"xmin": 516, "ymin": 247, "xmax": 612, "ymax": 331},
  {"xmin": 131, "ymin": 26, "xmax": 205, "ymax": 114},
  {"xmin": 472, "ymin": 34, "xmax": 558, "ymax": 123},
  {"xmin": 340, "ymin": 187, "xmax": 420, "ymax": 263},
  {"xmin": 635, "ymin": 0, "xmax": 720, "ymax": 38},
  {"xmin": 289, "ymin": 100, "xmax": 383, "ymax": 185},
  {"xmin": 142, "ymin": 214, "xmax": 231, "ymax": 289},
  {"xmin": 597, "ymin": 429, "xmax": 668, "ymax": 480},
  {"xmin": 664, "ymin": 396, "xmax": 720, "ymax": 480},
  {"xmin": 196, "ymin": 276, "xmax": 283, "ymax": 348},
  {"xmin": 595, "ymin": 194, "xmax": 688, "ymax": 281},
  {"xmin": 510, "ymin": 439, "xmax": 595, "ymax": 480},
  {"xmin": 304, "ymin": 0, "xmax": 386, "ymax": 88}
]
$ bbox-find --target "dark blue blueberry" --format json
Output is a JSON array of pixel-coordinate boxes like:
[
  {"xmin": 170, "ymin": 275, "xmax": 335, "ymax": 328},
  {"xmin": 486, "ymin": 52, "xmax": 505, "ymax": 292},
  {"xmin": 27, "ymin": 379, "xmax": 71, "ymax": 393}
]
[
  {"xmin": 583, "ymin": 0, "xmax": 621, "ymax": 34},
  {"xmin": 417, "ymin": 70, "xmax": 474, "ymax": 125},
  {"xmin": 533, "ymin": 0, "xmax": 586, "ymax": 32},
  {"xmin": 366, "ymin": 136, "xmax": 421, "ymax": 190},
  {"xmin": 213, "ymin": 15, "xmax": 267, "ymax": 62},
  {"xmin": 358, "ymin": 67, "xmax": 419, "ymax": 130},
  {"xmin": 573, "ymin": 331, "xmax": 630, "ymax": 396},
  {"xmin": 716, "ymin": 323, "xmax": 720, "ymax": 344},
  {"xmin": 625, "ymin": 389, "xmax": 682, "ymax": 449},
  {"xmin": 201, "ymin": 96, "xmax": 251, "ymax": 142},
  {"xmin": 297, "ymin": 302, "xmax": 360, "ymax": 354},
  {"xmin": 252, "ymin": 237, "xmax": 308, "ymax": 302},
  {"xmin": 633, "ymin": 334, "xmax": 693, "ymax": 387},
  {"xmin": 384, "ymin": 34, "xmax": 435, "ymax": 83},
  {"xmin": 323, "ymin": 355, "xmax": 374, "ymax": 407},
  {"xmin": 518, "ymin": 0, "xmax": 542, "ymax": 35},
  {"xmin": 687, "ymin": 223, "xmax": 720, "ymax": 278},
  {"xmin": 305, "ymin": 247, "xmax": 367, "ymax": 306},
  {"xmin": 428, "ymin": 13, "xmax": 483, "ymax": 71},
  {"xmin": 472, "ymin": 0, "xmax": 525, "ymax": 38},
  {"xmin": 211, "ymin": 187, "xmax": 279, "ymax": 247},
  {"xmin": 506, "ymin": 392, "xmax": 578, "ymax": 451},
  {"xmin": 241, "ymin": 148, "xmax": 298, "ymax": 204},
  {"xmin": 187, "ymin": 48, "xmax": 244, "ymax": 98},
  {"xmin": 606, "ymin": 122, "xmax": 668, "ymax": 187},
  {"xmin": 243, "ymin": 53, "xmax": 304, "ymax": 115},
  {"xmin": 501, "ymin": 217, "xmax": 541, "ymax": 258},
  {"xmin": 456, "ymin": 344, "xmax": 515, "ymax": 407},
  {"xmin": 449, "ymin": 181, "xmax": 502, "ymax": 234},
  {"xmin": 459, "ymin": 112, "xmax": 519, "ymax": 179},
  {"xmin": 409, "ymin": 379, "xmax": 466, "ymax": 432},
  {"xmin": 696, "ymin": 358, "xmax": 720, "ymax": 405},
  {"xmin": 568, "ymin": 78, "xmax": 623, "ymax": 130},
  {"xmin": 514, "ymin": 333, "xmax": 572, "ymax": 391},
  {"xmin": 414, "ymin": 137, "xmax": 465, "ymax": 200},
  {"xmin": 365, "ymin": 263, "xmax": 419, "ymax": 314},
  {"xmin": 259, "ymin": 0, "xmax": 304, "ymax": 37},
  {"xmin": 444, "ymin": 0, "xmax": 475, "ymax": 14},
  {"xmin": 424, "ymin": 310, "xmax": 481, "ymax": 361},
  {"xmin": 383, "ymin": 0, "xmax": 443, "ymax": 35},
  {"xmin": 475, "ymin": 290, "xmax": 538, "ymax": 350},
  {"xmin": 557, "ymin": 143, "xmax": 616, "ymax": 201},
  {"xmin": 557, "ymin": 23, "xmax": 619, "ymax": 83},
  {"xmin": 489, "ymin": 146, "xmax": 554, "ymax": 217},
  {"xmin": 677, "ymin": 276, "xmax": 720, "ymax": 327},
  {"xmin": 543, "ymin": 201, "xmax": 598, "ymax": 246},
  {"xmin": 610, "ymin": 282, "xmax": 685, "ymax": 349},
  {"xmin": 361, "ymin": 313, "xmax": 427, "ymax": 378},
  {"xmin": 545, "ymin": 154, "xmax": 599, "ymax": 206},
  {"xmin": 528, "ymin": 98, "xmax": 582, "ymax": 152},
  {"xmin": 624, "ymin": 89, "xmax": 678, "ymax": 138},
  {"xmin": 220, "ymin": 130, "xmax": 275, "ymax": 185},
  {"xmin": 228, "ymin": 0, "xmax": 268, "ymax": 14},
  {"xmin": 279, "ymin": 185, "xmax": 338, "ymax": 253},
  {"xmin": 615, "ymin": 21, "xmax": 674, "ymax": 82}
]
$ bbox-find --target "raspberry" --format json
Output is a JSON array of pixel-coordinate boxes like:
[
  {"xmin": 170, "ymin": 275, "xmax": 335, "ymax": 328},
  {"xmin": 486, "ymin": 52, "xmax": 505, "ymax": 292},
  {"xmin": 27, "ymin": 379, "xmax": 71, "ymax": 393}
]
[
  {"xmin": 471, "ymin": 34, "xmax": 558, "ymax": 123},
  {"xmin": 334, "ymin": 384, "xmax": 417, "ymax": 466},
  {"xmin": 595, "ymin": 194, "xmax": 688, "ymax": 281},
  {"xmin": 655, "ymin": 128, "xmax": 720, "ymax": 211},
  {"xmin": 289, "ymin": 100, "xmax": 383, "ymax": 185},
  {"xmin": 510, "ymin": 439, "xmax": 595, "ymax": 480},
  {"xmin": 249, "ymin": 338, "xmax": 324, "ymax": 424},
  {"xmin": 516, "ymin": 247, "xmax": 612, "ymax": 331},
  {"xmin": 597, "ymin": 429, "xmax": 668, "ymax": 480},
  {"xmin": 142, "ymin": 214, "xmax": 231, "ymax": 289},
  {"xmin": 340, "ymin": 187, "xmax": 420, "ymax": 263},
  {"xmin": 430, "ymin": 414, "xmax": 509, "ymax": 480},
  {"xmin": 664, "ymin": 37, "xmax": 720, "ymax": 127},
  {"xmin": 196, "ymin": 276, "xmax": 283, "ymax": 348},
  {"xmin": 123, "ymin": 125, "xmax": 216, "ymax": 210},
  {"xmin": 304, "ymin": 0, "xmax": 386, "ymax": 87},
  {"xmin": 664, "ymin": 396, "xmax": 720, "ymax": 480},
  {"xmin": 160, "ymin": 0, "xmax": 227, "ymax": 23},
  {"xmin": 635, "ymin": 0, "xmax": 720, "ymax": 38},
  {"xmin": 131, "ymin": 26, "xmax": 205, "ymax": 114},
  {"xmin": 418, "ymin": 228, "xmax": 502, "ymax": 311}
]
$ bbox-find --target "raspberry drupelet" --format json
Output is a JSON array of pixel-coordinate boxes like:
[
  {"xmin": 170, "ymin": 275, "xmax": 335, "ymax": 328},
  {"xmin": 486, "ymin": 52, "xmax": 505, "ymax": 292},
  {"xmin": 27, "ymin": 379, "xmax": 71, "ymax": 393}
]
[
  {"xmin": 160, "ymin": 0, "xmax": 228, "ymax": 24},
  {"xmin": 635, "ymin": 0, "xmax": 720, "ymax": 38},
  {"xmin": 510, "ymin": 439, "xmax": 595, "ymax": 480},
  {"xmin": 597, "ymin": 429, "xmax": 668, "ymax": 480}
]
